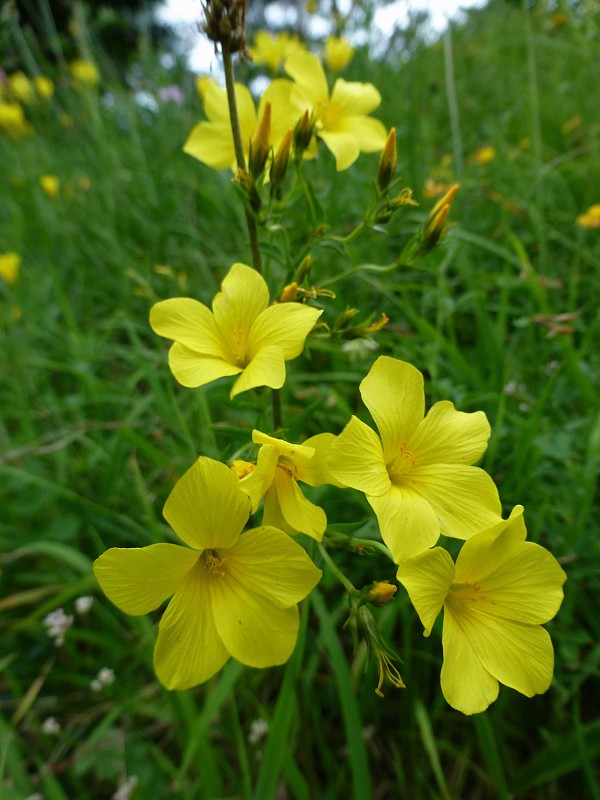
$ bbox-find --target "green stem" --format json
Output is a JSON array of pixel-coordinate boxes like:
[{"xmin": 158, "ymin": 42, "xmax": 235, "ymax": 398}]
[
  {"xmin": 221, "ymin": 44, "xmax": 263, "ymax": 274},
  {"xmin": 294, "ymin": 160, "xmax": 318, "ymax": 227},
  {"xmin": 317, "ymin": 542, "xmax": 356, "ymax": 595},
  {"xmin": 348, "ymin": 538, "xmax": 396, "ymax": 561},
  {"xmin": 271, "ymin": 388, "xmax": 282, "ymax": 431}
]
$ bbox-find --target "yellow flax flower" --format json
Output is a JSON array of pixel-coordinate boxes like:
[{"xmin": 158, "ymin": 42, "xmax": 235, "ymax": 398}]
[
  {"xmin": 239, "ymin": 430, "xmax": 339, "ymax": 540},
  {"xmin": 150, "ymin": 263, "xmax": 322, "ymax": 398},
  {"xmin": 250, "ymin": 30, "xmax": 304, "ymax": 72},
  {"xmin": 39, "ymin": 174, "xmax": 60, "ymax": 198},
  {"xmin": 34, "ymin": 75, "xmax": 54, "ymax": 100},
  {"xmin": 473, "ymin": 145, "xmax": 496, "ymax": 166},
  {"xmin": 8, "ymin": 72, "xmax": 34, "ymax": 104},
  {"xmin": 576, "ymin": 204, "xmax": 600, "ymax": 230},
  {"xmin": 69, "ymin": 59, "xmax": 100, "ymax": 87},
  {"xmin": 325, "ymin": 36, "xmax": 355, "ymax": 72},
  {"xmin": 397, "ymin": 506, "xmax": 566, "ymax": 714},
  {"xmin": 184, "ymin": 77, "xmax": 296, "ymax": 172},
  {"xmin": 0, "ymin": 102, "xmax": 32, "ymax": 138},
  {"xmin": 0, "ymin": 252, "xmax": 21, "ymax": 285},
  {"xmin": 328, "ymin": 357, "xmax": 502, "ymax": 562},
  {"xmin": 94, "ymin": 457, "xmax": 321, "ymax": 689},
  {"xmin": 285, "ymin": 50, "xmax": 387, "ymax": 170}
]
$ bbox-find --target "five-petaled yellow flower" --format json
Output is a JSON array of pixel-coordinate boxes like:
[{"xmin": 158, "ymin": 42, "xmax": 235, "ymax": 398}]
[
  {"xmin": 329, "ymin": 356, "xmax": 502, "ymax": 562},
  {"xmin": 285, "ymin": 50, "xmax": 387, "ymax": 170},
  {"xmin": 94, "ymin": 457, "xmax": 321, "ymax": 690},
  {"xmin": 184, "ymin": 77, "xmax": 296, "ymax": 172},
  {"xmin": 150, "ymin": 262, "xmax": 322, "ymax": 398},
  {"xmin": 238, "ymin": 429, "xmax": 339, "ymax": 540},
  {"xmin": 397, "ymin": 506, "xmax": 566, "ymax": 714}
]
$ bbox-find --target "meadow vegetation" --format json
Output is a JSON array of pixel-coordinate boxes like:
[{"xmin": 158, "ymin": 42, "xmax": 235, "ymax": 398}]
[{"xmin": 1, "ymin": 1, "xmax": 599, "ymax": 797}]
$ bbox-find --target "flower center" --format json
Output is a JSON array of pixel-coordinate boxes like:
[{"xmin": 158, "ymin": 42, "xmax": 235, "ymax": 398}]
[
  {"xmin": 447, "ymin": 581, "xmax": 489, "ymax": 608},
  {"xmin": 230, "ymin": 327, "xmax": 248, "ymax": 366},
  {"xmin": 387, "ymin": 441, "xmax": 416, "ymax": 484},
  {"xmin": 315, "ymin": 99, "xmax": 342, "ymax": 130},
  {"xmin": 278, "ymin": 456, "xmax": 298, "ymax": 478},
  {"xmin": 202, "ymin": 549, "xmax": 227, "ymax": 578}
]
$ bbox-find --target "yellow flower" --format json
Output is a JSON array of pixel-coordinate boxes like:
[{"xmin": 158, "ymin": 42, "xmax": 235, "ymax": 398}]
[
  {"xmin": 34, "ymin": 75, "xmax": 54, "ymax": 100},
  {"xmin": 285, "ymin": 50, "xmax": 387, "ymax": 170},
  {"xmin": 0, "ymin": 252, "xmax": 21, "ymax": 285},
  {"xmin": 250, "ymin": 30, "xmax": 303, "ymax": 72},
  {"xmin": 0, "ymin": 102, "xmax": 32, "ymax": 138},
  {"xmin": 8, "ymin": 72, "xmax": 34, "ymax": 104},
  {"xmin": 576, "ymin": 204, "xmax": 600, "ymax": 230},
  {"xmin": 150, "ymin": 262, "xmax": 322, "ymax": 398},
  {"xmin": 473, "ymin": 145, "xmax": 496, "ymax": 166},
  {"xmin": 325, "ymin": 36, "xmax": 355, "ymax": 72},
  {"xmin": 40, "ymin": 174, "xmax": 60, "ymax": 198},
  {"xmin": 397, "ymin": 506, "xmax": 566, "ymax": 714},
  {"xmin": 94, "ymin": 457, "xmax": 321, "ymax": 690},
  {"xmin": 238, "ymin": 430, "xmax": 339, "ymax": 540},
  {"xmin": 328, "ymin": 357, "xmax": 502, "ymax": 562},
  {"xmin": 69, "ymin": 59, "xmax": 100, "ymax": 86},
  {"xmin": 184, "ymin": 77, "xmax": 297, "ymax": 171}
]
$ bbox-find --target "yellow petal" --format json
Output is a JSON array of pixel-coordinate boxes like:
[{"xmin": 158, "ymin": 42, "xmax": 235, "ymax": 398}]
[
  {"xmin": 163, "ymin": 456, "xmax": 250, "ymax": 549},
  {"xmin": 183, "ymin": 121, "xmax": 235, "ymax": 169},
  {"xmin": 168, "ymin": 342, "xmax": 242, "ymax": 388},
  {"xmin": 154, "ymin": 566, "xmax": 229, "ymax": 689},
  {"xmin": 201, "ymin": 80, "xmax": 230, "ymax": 123},
  {"xmin": 360, "ymin": 357, "xmax": 424, "ymax": 463},
  {"xmin": 331, "ymin": 114, "xmax": 388, "ymax": 152},
  {"xmin": 441, "ymin": 609, "xmax": 500, "ymax": 714},
  {"xmin": 212, "ymin": 263, "xmax": 270, "ymax": 355},
  {"xmin": 260, "ymin": 78, "xmax": 298, "ymax": 148},
  {"xmin": 248, "ymin": 302, "xmax": 322, "ymax": 360},
  {"xmin": 238, "ymin": 443, "xmax": 280, "ymax": 511},
  {"xmin": 223, "ymin": 525, "xmax": 321, "ymax": 607},
  {"xmin": 396, "ymin": 547, "xmax": 454, "ymax": 635},
  {"xmin": 410, "ymin": 401, "xmax": 491, "ymax": 466},
  {"xmin": 273, "ymin": 468, "xmax": 326, "ymax": 539},
  {"xmin": 330, "ymin": 78, "xmax": 382, "ymax": 115},
  {"xmin": 93, "ymin": 544, "xmax": 199, "ymax": 615},
  {"xmin": 318, "ymin": 131, "xmax": 361, "ymax": 171},
  {"xmin": 407, "ymin": 464, "xmax": 502, "ymax": 539},
  {"xmin": 285, "ymin": 50, "xmax": 328, "ymax": 105},
  {"xmin": 150, "ymin": 297, "xmax": 229, "ymax": 358},
  {"xmin": 233, "ymin": 83, "xmax": 258, "ymax": 145},
  {"xmin": 328, "ymin": 415, "xmax": 390, "ymax": 496},
  {"xmin": 252, "ymin": 430, "xmax": 315, "ymax": 463},
  {"xmin": 211, "ymin": 578, "xmax": 300, "ymax": 668},
  {"xmin": 230, "ymin": 345, "xmax": 286, "ymax": 397},
  {"xmin": 262, "ymin": 485, "xmax": 295, "ymax": 533},
  {"xmin": 369, "ymin": 485, "xmax": 440, "ymax": 562},
  {"xmin": 299, "ymin": 432, "xmax": 344, "ymax": 487}
]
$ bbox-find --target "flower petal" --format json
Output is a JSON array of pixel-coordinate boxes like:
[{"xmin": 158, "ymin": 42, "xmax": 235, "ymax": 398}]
[
  {"xmin": 328, "ymin": 415, "xmax": 390, "ymax": 496},
  {"xmin": 211, "ymin": 578, "xmax": 300, "ymax": 668},
  {"xmin": 154, "ymin": 565, "xmax": 229, "ymax": 690},
  {"xmin": 369, "ymin": 485, "xmax": 440, "ymax": 562},
  {"xmin": 262, "ymin": 485, "xmax": 294, "ymax": 533},
  {"xmin": 330, "ymin": 78, "xmax": 382, "ymax": 115},
  {"xmin": 248, "ymin": 302, "xmax": 322, "ymax": 360},
  {"xmin": 212, "ymin": 263, "xmax": 270, "ymax": 357},
  {"xmin": 299, "ymin": 433, "xmax": 344, "ymax": 487},
  {"xmin": 223, "ymin": 525, "xmax": 321, "ymax": 607},
  {"xmin": 150, "ymin": 297, "xmax": 229, "ymax": 358},
  {"xmin": 183, "ymin": 120, "xmax": 235, "ymax": 169},
  {"xmin": 163, "ymin": 456, "xmax": 250, "ymax": 550},
  {"xmin": 260, "ymin": 78, "xmax": 299, "ymax": 147},
  {"xmin": 360, "ymin": 357, "xmax": 425, "ymax": 463},
  {"xmin": 410, "ymin": 401, "xmax": 491, "ymax": 466},
  {"xmin": 318, "ymin": 131, "xmax": 361, "ymax": 171},
  {"xmin": 230, "ymin": 345, "xmax": 286, "ymax": 397},
  {"xmin": 93, "ymin": 544, "xmax": 199, "ymax": 615},
  {"xmin": 407, "ymin": 464, "xmax": 502, "ymax": 539},
  {"xmin": 330, "ymin": 115, "xmax": 388, "ymax": 152},
  {"xmin": 285, "ymin": 50, "xmax": 328, "ymax": 105},
  {"xmin": 397, "ymin": 547, "xmax": 454, "ymax": 635},
  {"xmin": 274, "ymin": 468, "xmax": 326, "ymax": 539},
  {"xmin": 168, "ymin": 343, "xmax": 242, "ymax": 388},
  {"xmin": 441, "ymin": 609, "xmax": 499, "ymax": 715},
  {"xmin": 238, "ymin": 443, "xmax": 280, "ymax": 512}
]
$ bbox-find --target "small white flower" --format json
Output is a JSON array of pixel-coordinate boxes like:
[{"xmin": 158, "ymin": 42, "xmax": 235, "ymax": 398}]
[
  {"xmin": 91, "ymin": 667, "xmax": 115, "ymax": 691},
  {"xmin": 112, "ymin": 775, "xmax": 139, "ymax": 800},
  {"xmin": 75, "ymin": 596, "xmax": 94, "ymax": 614},
  {"xmin": 248, "ymin": 717, "xmax": 269, "ymax": 745},
  {"xmin": 43, "ymin": 609, "xmax": 74, "ymax": 646},
  {"xmin": 42, "ymin": 716, "xmax": 61, "ymax": 734}
]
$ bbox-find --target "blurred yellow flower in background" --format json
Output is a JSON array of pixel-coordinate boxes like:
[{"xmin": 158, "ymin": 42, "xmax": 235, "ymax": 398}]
[
  {"xmin": 8, "ymin": 72, "xmax": 34, "ymax": 104},
  {"xmin": 473, "ymin": 145, "xmax": 496, "ymax": 165},
  {"xmin": 250, "ymin": 30, "xmax": 304, "ymax": 72},
  {"xmin": 69, "ymin": 59, "xmax": 100, "ymax": 86},
  {"xmin": 576, "ymin": 204, "xmax": 600, "ymax": 230},
  {"xmin": 0, "ymin": 252, "xmax": 21, "ymax": 285},
  {"xmin": 0, "ymin": 102, "xmax": 32, "ymax": 138},
  {"xmin": 40, "ymin": 174, "xmax": 60, "ymax": 198},
  {"xmin": 34, "ymin": 75, "xmax": 54, "ymax": 100},
  {"xmin": 325, "ymin": 36, "xmax": 355, "ymax": 72}
]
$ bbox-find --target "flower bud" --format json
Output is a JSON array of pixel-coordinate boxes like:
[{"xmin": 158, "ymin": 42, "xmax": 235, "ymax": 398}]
[
  {"xmin": 270, "ymin": 128, "xmax": 293, "ymax": 188},
  {"xmin": 230, "ymin": 459, "xmax": 255, "ymax": 479},
  {"xmin": 363, "ymin": 580, "xmax": 397, "ymax": 605},
  {"xmin": 249, "ymin": 101, "xmax": 271, "ymax": 178},
  {"xmin": 294, "ymin": 254, "xmax": 313, "ymax": 283},
  {"xmin": 377, "ymin": 127, "xmax": 397, "ymax": 192},
  {"xmin": 201, "ymin": 0, "xmax": 247, "ymax": 54},
  {"xmin": 293, "ymin": 109, "xmax": 315, "ymax": 156},
  {"xmin": 279, "ymin": 282, "xmax": 298, "ymax": 302}
]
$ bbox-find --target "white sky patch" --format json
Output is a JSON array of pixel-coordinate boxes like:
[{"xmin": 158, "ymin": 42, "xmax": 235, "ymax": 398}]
[{"xmin": 157, "ymin": 0, "xmax": 487, "ymax": 73}]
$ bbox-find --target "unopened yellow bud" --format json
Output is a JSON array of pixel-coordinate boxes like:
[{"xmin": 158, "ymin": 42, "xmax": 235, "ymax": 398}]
[
  {"xmin": 293, "ymin": 109, "xmax": 314, "ymax": 155},
  {"xmin": 279, "ymin": 282, "xmax": 298, "ymax": 302},
  {"xmin": 427, "ymin": 182, "xmax": 459, "ymax": 222},
  {"xmin": 377, "ymin": 128, "xmax": 397, "ymax": 191},
  {"xmin": 230, "ymin": 459, "xmax": 256, "ymax": 480},
  {"xmin": 294, "ymin": 254, "xmax": 313, "ymax": 283},
  {"xmin": 364, "ymin": 580, "xmax": 397, "ymax": 605},
  {"xmin": 270, "ymin": 128, "xmax": 293, "ymax": 187},
  {"xmin": 249, "ymin": 101, "xmax": 271, "ymax": 178}
]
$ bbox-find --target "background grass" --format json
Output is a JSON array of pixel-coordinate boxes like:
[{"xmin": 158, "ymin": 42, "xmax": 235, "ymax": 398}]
[{"xmin": 1, "ymin": 1, "xmax": 599, "ymax": 797}]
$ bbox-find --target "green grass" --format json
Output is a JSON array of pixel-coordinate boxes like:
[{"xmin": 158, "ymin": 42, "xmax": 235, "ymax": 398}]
[{"xmin": 1, "ymin": 1, "xmax": 600, "ymax": 797}]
